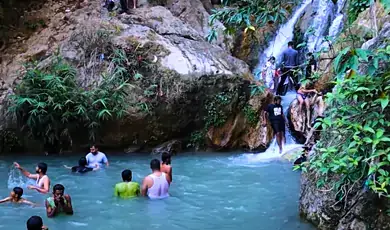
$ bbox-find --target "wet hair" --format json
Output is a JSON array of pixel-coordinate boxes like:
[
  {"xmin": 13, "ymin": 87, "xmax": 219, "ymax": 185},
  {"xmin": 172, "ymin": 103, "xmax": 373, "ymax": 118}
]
[
  {"xmin": 26, "ymin": 216, "xmax": 43, "ymax": 230},
  {"xmin": 274, "ymin": 96, "xmax": 282, "ymax": 102},
  {"xmin": 288, "ymin": 41, "xmax": 294, "ymax": 47},
  {"xmin": 121, "ymin": 169, "xmax": 132, "ymax": 182},
  {"xmin": 150, "ymin": 159, "xmax": 161, "ymax": 171},
  {"xmin": 268, "ymin": 56, "xmax": 276, "ymax": 62},
  {"xmin": 53, "ymin": 184, "xmax": 65, "ymax": 193},
  {"xmin": 161, "ymin": 152, "xmax": 171, "ymax": 164},
  {"xmin": 91, "ymin": 145, "xmax": 98, "ymax": 149},
  {"xmin": 13, "ymin": 187, "xmax": 23, "ymax": 200},
  {"xmin": 37, "ymin": 162, "xmax": 48, "ymax": 174},
  {"xmin": 78, "ymin": 157, "xmax": 88, "ymax": 166}
]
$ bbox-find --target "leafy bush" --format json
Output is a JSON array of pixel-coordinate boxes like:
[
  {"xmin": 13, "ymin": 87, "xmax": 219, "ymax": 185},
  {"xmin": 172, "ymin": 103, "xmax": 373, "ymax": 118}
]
[
  {"xmin": 301, "ymin": 41, "xmax": 390, "ymax": 201},
  {"xmin": 9, "ymin": 55, "xmax": 131, "ymax": 147},
  {"xmin": 243, "ymin": 105, "xmax": 259, "ymax": 127},
  {"xmin": 207, "ymin": 0, "xmax": 293, "ymax": 42}
]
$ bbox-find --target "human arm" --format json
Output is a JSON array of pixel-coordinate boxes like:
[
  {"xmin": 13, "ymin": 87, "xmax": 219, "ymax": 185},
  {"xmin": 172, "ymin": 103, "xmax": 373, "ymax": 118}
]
[
  {"xmin": 114, "ymin": 184, "xmax": 119, "ymax": 197},
  {"xmin": 141, "ymin": 176, "xmax": 151, "ymax": 196},
  {"xmin": 0, "ymin": 197, "xmax": 11, "ymax": 203},
  {"xmin": 102, "ymin": 154, "xmax": 109, "ymax": 167},
  {"xmin": 45, "ymin": 199, "xmax": 57, "ymax": 218},
  {"xmin": 92, "ymin": 164, "xmax": 100, "ymax": 171},
  {"xmin": 262, "ymin": 110, "xmax": 268, "ymax": 126},
  {"xmin": 28, "ymin": 177, "xmax": 49, "ymax": 194},
  {"xmin": 62, "ymin": 195, "xmax": 73, "ymax": 215},
  {"xmin": 63, "ymin": 165, "xmax": 72, "ymax": 169},
  {"xmin": 22, "ymin": 199, "xmax": 37, "ymax": 206},
  {"xmin": 13, "ymin": 162, "xmax": 38, "ymax": 179}
]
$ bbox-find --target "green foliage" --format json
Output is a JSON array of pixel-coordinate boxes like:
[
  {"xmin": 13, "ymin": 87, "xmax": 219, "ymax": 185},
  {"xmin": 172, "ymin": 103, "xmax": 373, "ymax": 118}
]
[
  {"xmin": 187, "ymin": 130, "xmax": 206, "ymax": 149},
  {"xmin": 204, "ymin": 92, "xmax": 233, "ymax": 129},
  {"xmin": 348, "ymin": 0, "xmax": 371, "ymax": 24},
  {"xmin": 249, "ymin": 83, "xmax": 265, "ymax": 96},
  {"xmin": 243, "ymin": 105, "xmax": 259, "ymax": 127},
  {"xmin": 207, "ymin": 0, "xmax": 293, "ymax": 42},
  {"xmin": 305, "ymin": 43, "xmax": 390, "ymax": 201},
  {"xmin": 9, "ymin": 55, "xmax": 131, "ymax": 146}
]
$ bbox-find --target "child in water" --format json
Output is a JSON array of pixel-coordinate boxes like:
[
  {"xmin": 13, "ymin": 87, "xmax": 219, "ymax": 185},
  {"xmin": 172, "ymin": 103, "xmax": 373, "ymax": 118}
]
[
  {"xmin": 0, "ymin": 187, "xmax": 35, "ymax": 205},
  {"xmin": 63, "ymin": 157, "xmax": 99, "ymax": 173}
]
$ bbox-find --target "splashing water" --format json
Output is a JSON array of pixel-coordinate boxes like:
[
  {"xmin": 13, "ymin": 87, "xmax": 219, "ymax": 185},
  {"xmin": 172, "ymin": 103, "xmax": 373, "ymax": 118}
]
[
  {"xmin": 255, "ymin": 0, "xmax": 312, "ymax": 76},
  {"xmin": 7, "ymin": 166, "xmax": 35, "ymax": 189},
  {"xmin": 232, "ymin": 91, "xmax": 303, "ymax": 164}
]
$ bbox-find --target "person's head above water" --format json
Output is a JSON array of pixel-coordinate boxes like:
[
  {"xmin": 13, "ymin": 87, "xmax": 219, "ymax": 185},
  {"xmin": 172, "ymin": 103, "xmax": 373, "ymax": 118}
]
[
  {"xmin": 26, "ymin": 216, "xmax": 44, "ymax": 230},
  {"xmin": 52, "ymin": 184, "xmax": 65, "ymax": 198},
  {"xmin": 11, "ymin": 187, "xmax": 23, "ymax": 201},
  {"xmin": 274, "ymin": 96, "xmax": 282, "ymax": 105},
  {"xmin": 35, "ymin": 162, "xmax": 47, "ymax": 175},
  {"xmin": 121, "ymin": 169, "xmax": 132, "ymax": 182},
  {"xmin": 288, "ymin": 41, "xmax": 294, "ymax": 48},
  {"xmin": 150, "ymin": 159, "xmax": 161, "ymax": 172},
  {"xmin": 90, "ymin": 145, "xmax": 99, "ymax": 155},
  {"xmin": 78, "ymin": 157, "xmax": 88, "ymax": 167},
  {"xmin": 161, "ymin": 152, "xmax": 171, "ymax": 165}
]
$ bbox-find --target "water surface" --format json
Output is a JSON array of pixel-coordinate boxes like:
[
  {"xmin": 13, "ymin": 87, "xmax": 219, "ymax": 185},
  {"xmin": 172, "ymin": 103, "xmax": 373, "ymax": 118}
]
[{"xmin": 0, "ymin": 153, "xmax": 313, "ymax": 230}]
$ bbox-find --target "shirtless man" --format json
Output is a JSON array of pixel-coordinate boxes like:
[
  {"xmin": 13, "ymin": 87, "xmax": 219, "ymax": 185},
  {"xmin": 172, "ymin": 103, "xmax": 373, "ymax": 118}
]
[
  {"xmin": 45, "ymin": 184, "xmax": 73, "ymax": 218},
  {"xmin": 14, "ymin": 162, "xmax": 50, "ymax": 194},
  {"xmin": 27, "ymin": 216, "xmax": 48, "ymax": 230},
  {"xmin": 0, "ymin": 187, "xmax": 35, "ymax": 205},
  {"xmin": 161, "ymin": 152, "xmax": 172, "ymax": 182},
  {"xmin": 141, "ymin": 159, "xmax": 171, "ymax": 199}
]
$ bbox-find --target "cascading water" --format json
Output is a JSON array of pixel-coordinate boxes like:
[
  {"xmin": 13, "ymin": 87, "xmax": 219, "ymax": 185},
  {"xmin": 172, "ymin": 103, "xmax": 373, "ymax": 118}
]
[{"xmin": 255, "ymin": 0, "xmax": 312, "ymax": 77}]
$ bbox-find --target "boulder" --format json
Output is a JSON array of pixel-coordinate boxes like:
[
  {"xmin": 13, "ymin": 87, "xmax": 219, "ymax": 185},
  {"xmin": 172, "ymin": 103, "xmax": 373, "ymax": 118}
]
[{"xmin": 151, "ymin": 139, "xmax": 182, "ymax": 155}]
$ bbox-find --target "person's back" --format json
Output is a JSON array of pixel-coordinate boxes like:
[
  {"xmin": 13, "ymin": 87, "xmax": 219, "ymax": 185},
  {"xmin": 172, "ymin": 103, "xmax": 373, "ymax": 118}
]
[
  {"xmin": 282, "ymin": 47, "xmax": 298, "ymax": 68},
  {"xmin": 114, "ymin": 169, "xmax": 140, "ymax": 198},
  {"xmin": 147, "ymin": 172, "xmax": 169, "ymax": 199}
]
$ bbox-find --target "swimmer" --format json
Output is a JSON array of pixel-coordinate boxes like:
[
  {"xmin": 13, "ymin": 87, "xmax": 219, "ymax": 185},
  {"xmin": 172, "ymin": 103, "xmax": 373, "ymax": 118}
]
[
  {"xmin": 161, "ymin": 152, "xmax": 172, "ymax": 182},
  {"xmin": 0, "ymin": 187, "xmax": 35, "ymax": 205},
  {"xmin": 14, "ymin": 162, "xmax": 50, "ymax": 194},
  {"xmin": 85, "ymin": 145, "xmax": 109, "ymax": 168},
  {"xmin": 141, "ymin": 159, "xmax": 171, "ymax": 199},
  {"xmin": 114, "ymin": 169, "xmax": 140, "ymax": 198},
  {"xmin": 63, "ymin": 157, "xmax": 100, "ymax": 173},
  {"xmin": 45, "ymin": 184, "xmax": 73, "ymax": 218},
  {"xmin": 27, "ymin": 216, "xmax": 48, "ymax": 230}
]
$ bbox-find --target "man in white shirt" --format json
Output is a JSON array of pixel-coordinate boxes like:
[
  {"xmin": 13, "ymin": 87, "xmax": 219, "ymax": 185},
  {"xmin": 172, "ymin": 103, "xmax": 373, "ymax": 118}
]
[{"xmin": 85, "ymin": 145, "xmax": 109, "ymax": 168}]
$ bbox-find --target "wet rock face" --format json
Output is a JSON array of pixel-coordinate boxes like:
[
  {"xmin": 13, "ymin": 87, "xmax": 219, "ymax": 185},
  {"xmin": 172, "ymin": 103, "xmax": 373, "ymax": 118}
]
[{"xmin": 300, "ymin": 172, "xmax": 390, "ymax": 230}]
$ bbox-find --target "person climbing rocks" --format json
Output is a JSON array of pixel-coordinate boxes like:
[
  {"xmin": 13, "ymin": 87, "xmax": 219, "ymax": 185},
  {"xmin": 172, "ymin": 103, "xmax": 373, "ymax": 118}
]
[
  {"xmin": 305, "ymin": 52, "xmax": 317, "ymax": 80},
  {"xmin": 0, "ymin": 187, "xmax": 35, "ymax": 205},
  {"xmin": 63, "ymin": 157, "xmax": 100, "ymax": 173},
  {"xmin": 45, "ymin": 184, "xmax": 73, "ymax": 218},
  {"xmin": 27, "ymin": 216, "xmax": 48, "ymax": 230},
  {"xmin": 85, "ymin": 145, "xmax": 109, "ymax": 168},
  {"xmin": 14, "ymin": 162, "xmax": 50, "ymax": 194},
  {"xmin": 141, "ymin": 159, "xmax": 171, "ymax": 199},
  {"xmin": 114, "ymin": 169, "xmax": 140, "ymax": 198},
  {"xmin": 277, "ymin": 41, "xmax": 299, "ymax": 95},
  {"xmin": 262, "ymin": 56, "xmax": 277, "ymax": 94},
  {"xmin": 297, "ymin": 82, "xmax": 318, "ymax": 131},
  {"xmin": 161, "ymin": 152, "xmax": 173, "ymax": 182},
  {"xmin": 262, "ymin": 96, "xmax": 287, "ymax": 154}
]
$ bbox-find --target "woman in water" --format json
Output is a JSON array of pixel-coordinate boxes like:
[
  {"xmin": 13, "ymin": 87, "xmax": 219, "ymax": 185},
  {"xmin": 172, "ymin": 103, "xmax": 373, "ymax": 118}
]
[
  {"xmin": 63, "ymin": 157, "xmax": 99, "ymax": 173},
  {"xmin": 161, "ymin": 152, "xmax": 172, "ymax": 182},
  {"xmin": 0, "ymin": 187, "xmax": 35, "ymax": 205},
  {"xmin": 262, "ymin": 56, "xmax": 277, "ymax": 94}
]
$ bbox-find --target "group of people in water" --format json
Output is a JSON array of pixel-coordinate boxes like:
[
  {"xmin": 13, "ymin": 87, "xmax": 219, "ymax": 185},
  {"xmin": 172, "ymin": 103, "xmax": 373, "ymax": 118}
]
[
  {"xmin": 261, "ymin": 41, "xmax": 325, "ymax": 157},
  {"xmin": 1, "ymin": 145, "xmax": 173, "ymax": 229}
]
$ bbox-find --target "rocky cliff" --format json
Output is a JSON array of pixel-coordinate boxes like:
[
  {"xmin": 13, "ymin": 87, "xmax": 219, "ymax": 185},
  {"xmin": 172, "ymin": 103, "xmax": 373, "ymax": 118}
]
[{"xmin": 0, "ymin": 0, "xmax": 273, "ymax": 153}]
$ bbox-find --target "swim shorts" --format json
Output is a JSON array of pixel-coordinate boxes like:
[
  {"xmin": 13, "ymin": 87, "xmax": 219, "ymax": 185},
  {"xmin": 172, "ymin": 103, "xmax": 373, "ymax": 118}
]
[{"xmin": 271, "ymin": 121, "xmax": 285, "ymax": 133}]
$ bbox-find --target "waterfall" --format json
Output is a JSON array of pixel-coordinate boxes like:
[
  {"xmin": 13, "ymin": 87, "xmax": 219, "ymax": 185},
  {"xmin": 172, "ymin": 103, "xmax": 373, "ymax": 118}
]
[
  {"xmin": 307, "ymin": 0, "xmax": 347, "ymax": 51},
  {"xmin": 255, "ymin": 0, "xmax": 312, "ymax": 78}
]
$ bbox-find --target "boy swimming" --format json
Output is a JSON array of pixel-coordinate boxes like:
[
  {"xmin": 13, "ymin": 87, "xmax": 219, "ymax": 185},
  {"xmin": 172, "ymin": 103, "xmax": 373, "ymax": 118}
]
[{"xmin": 0, "ymin": 187, "xmax": 35, "ymax": 205}]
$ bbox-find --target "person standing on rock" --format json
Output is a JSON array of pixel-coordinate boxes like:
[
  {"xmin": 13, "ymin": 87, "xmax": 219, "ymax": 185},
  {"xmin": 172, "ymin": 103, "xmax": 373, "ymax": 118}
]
[
  {"xmin": 14, "ymin": 162, "xmax": 50, "ymax": 194},
  {"xmin": 262, "ymin": 96, "xmax": 287, "ymax": 154},
  {"xmin": 278, "ymin": 41, "xmax": 299, "ymax": 95},
  {"xmin": 262, "ymin": 56, "xmax": 277, "ymax": 94},
  {"xmin": 85, "ymin": 145, "xmax": 109, "ymax": 168}
]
